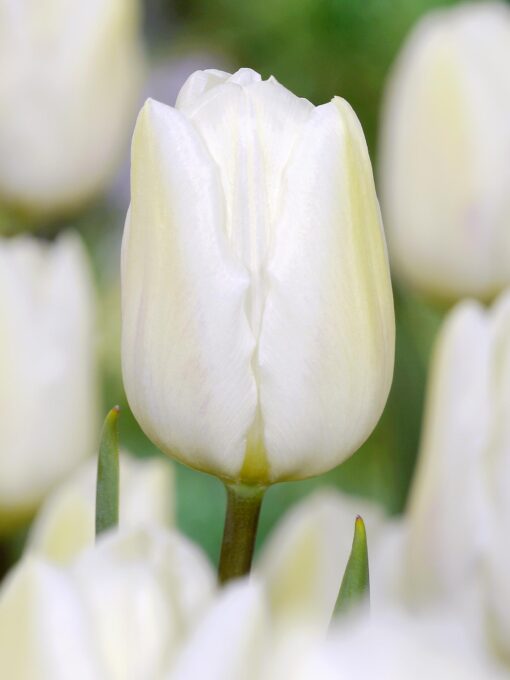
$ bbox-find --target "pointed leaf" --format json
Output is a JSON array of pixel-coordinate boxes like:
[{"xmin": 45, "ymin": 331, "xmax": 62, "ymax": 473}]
[
  {"xmin": 335, "ymin": 515, "xmax": 370, "ymax": 615},
  {"xmin": 95, "ymin": 406, "xmax": 120, "ymax": 538}
]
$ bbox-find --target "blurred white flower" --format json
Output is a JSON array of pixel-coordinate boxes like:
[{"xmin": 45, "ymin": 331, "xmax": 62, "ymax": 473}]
[
  {"xmin": 316, "ymin": 610, "xmax": 503, "ymax": 680},
  {"xmin": 5, "ymin": 479, "xmax": 491, "ymax": 678},
  {"xmin": 0, "ymin": 234, "xmax": 98, "ymax": 530},
  {"xmin": 122, "ymin": 67, "xmax": 394, "ymax": 485},
  {"xmin": 0, "ymin": 0, "xmax": 145, "ymax": 220},
  {"xmin": 171, "ymin": 579, "xmax": 500, "ymax": 680},
  {"xmin": 170, "ymin": 579, "xmax": 268, "ymax": 680},
  {"xmin": 395, "ymin": 290, "xmax": 510, "ymax": 662},
  {"xmin": 27, "ymin": 452, "xmax": 174, "ymax": 564},
  {"xmin": 0, "ymin": 526, "xmax": 215, "ymax": 680},
  {"xmin": 379, "ymin": 2, "xmax": 510, "ymax": 301}
]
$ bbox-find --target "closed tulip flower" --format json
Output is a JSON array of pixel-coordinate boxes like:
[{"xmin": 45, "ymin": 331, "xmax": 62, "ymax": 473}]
[
  {"xmin": 0, "ymin": 234, "xmax": 98, "ymax": 528},
  {"xmin": 122, "ymin": 68, "xmax": 394, "ymax": 485},
  {"xmin": 0, "ymin": 0, "xmax": 144, "ymax": 221},
  {"xmin": 379, "ymin": 2, "xmax": 510, "ymax": 301},
  {"xmin": 399, "ymin": 291, "xmax": 510, "ymax": 660}
]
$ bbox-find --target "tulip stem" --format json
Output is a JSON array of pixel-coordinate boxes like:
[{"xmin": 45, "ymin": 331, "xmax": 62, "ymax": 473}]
[{"xmin": 218, "ymin": 483, "xmax": 265, "ymax": 583}]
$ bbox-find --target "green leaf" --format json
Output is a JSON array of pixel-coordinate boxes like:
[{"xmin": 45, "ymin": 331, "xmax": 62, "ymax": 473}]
[
  {"xmin": 335, "ymin": 515, "xmax": 370, "ymax": 615},
  {"xmin": 95, "ymin": 406, "xmax": 120, "ymax": 538}
]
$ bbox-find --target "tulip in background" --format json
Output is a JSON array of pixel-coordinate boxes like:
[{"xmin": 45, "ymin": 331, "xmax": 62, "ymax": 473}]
[
  {"xmin": 0, "ymin": 527, "xmax": 216, "ymax": 680},
  {"xmin": 0, "ymin": 0, "xmax": 144, "ymax": 222},
  {"xmin": 0, "ymin": 234, "xmax": 98, "ymax": 530},
  {"xmin": 171, "ymin": 579, "xmax": 499, "ymax": 680},
  {"xmin": 387, "ymin": 290, "xmax": 510, "ymax": 664},
  {"xmin": 122, "ymin": 67, "xmax": 394, "ymax": 488},
  {"xmin": 379, "ymin": 2, "xmax": 510, "ymax": 302},
  {"xmin": 0, "ymin": 478, "xmax": 413, "ymax": 679}
]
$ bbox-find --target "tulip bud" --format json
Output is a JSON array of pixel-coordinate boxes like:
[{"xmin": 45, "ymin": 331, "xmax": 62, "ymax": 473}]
[
  {"xmin": 405, "ymin": 299, "xmax": 492, "ymax": 608},
  {"xmin": 0, "ymin": 234, "xmax": 98, "ymax": 528},
  {"xmin": 0, "ymin": 0, "xmax": 144, "ymax": 221},
  {"xmin": 403, "ymin": 290, "xmax": 510, "ymax": 656},
  {"xmin": 379, "ymin": 2, "xmax": 510, "ymax": 301},
  {"xmin": 122, "ymin": 68, "xmax": 395, "ymax": 485}
]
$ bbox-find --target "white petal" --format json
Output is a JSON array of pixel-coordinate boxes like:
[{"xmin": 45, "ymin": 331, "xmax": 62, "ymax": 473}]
[
  {"xmin": 481, "ymin": 290, "xmax": 510, "ymax": 655},
  {"xmin": 326, "ymin": 611, "xmax": 494, "ymax": 680},
  {"xmin": 74, "ymin": 527, "xmax": 215, "ymax": 680},
  {"xmin": 175, "ymin": 69, "xmax": 232, "ymax": 109},
  {"xmin": 0, "ymin": 557, "xmax": 100, "ymax": 679},
  {"xmin": 406, "ymin": 301, "xmax": 491, "ymax": 605},
  {"xmin": 180, "ymin": 75, "xmax": 313, "ymax": 282},
  {"xmin": 175, "ymin": 68, "xmax": 263, "ymax": 111},
  {"xmin": 121, "ymin": 99, "xmax": 257, "ymax": 479},
  {"xmin": 258, "ymin": 98, "xmax": 394, "ymax": 480},
  {"xmin": 170, "ymin": 579, "xmax": 267, "ymax": 680}
]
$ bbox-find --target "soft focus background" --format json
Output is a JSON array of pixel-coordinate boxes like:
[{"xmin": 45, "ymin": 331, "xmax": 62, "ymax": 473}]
[{"xmin": 1, "ymin": 0, "xmax": 502, "ymax": 568}]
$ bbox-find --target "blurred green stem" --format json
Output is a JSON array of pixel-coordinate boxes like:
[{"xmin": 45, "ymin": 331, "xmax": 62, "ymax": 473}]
[{"xmin": 218, "ymin": 483, "xmax": 265, "ymax": 583}]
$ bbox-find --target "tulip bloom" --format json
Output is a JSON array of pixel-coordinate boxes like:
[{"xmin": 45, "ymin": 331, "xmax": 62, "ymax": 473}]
[
  {"xmin": 0, "ymin": 527, "xmax": 215, "ymax": 679},
  {"xmin": 0, "ymin": 234, "xmax": 98, "ymax": 528},
  {"xmin": 398, "ymin": 290, "xmax": 510, "ymax": 659},
  {"xmin": 379, "ymin": 2, "xmax": 510, "ymax": 301},
  {"xmin": 0, "ymin": 0, "xmax": 144, "ymax": 220},
  {"xmin": 122, "ymin": 68, "xmax": 394, "ymax": 485}
]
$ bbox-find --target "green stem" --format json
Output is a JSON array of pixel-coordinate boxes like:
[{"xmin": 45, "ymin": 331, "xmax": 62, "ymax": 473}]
[{"xmin": 218, "ymin": 483, "xmax": 265, "ymax": 583}]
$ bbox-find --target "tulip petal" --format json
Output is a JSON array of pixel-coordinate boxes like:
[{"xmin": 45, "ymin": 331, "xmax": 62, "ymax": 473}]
[
  {"xmin": 406, "ymin": 301, "xmax": 491, "ymax": 604},
  {"xmin": 74, "ymin": 527, "xmax": 215, "ymax": 679},
  {"xmin": 170, "ymin": 579, "xmax": 267, "ymax": 680},
  {"xmin": 258, "ymin": 98, "xmax": 394, "ymax": 480},
  {"xmin": 122, "ymin": 99, "xmax": 257, "ymax": 479},
  {"xmin": 0, "ymin": 557, "xmax": 100, "ymax": 679},
  {"xmin": 178, "ymin": 73, "xmax": 313, "ymax": 290},
  {"xmin": 176, "ymin": 69, "xmax": 244, "ymax": 109}
]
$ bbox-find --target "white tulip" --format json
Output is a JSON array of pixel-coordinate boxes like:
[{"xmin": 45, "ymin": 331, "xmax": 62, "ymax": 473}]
[
  {"xmin": 0, "ymin": 526, "xmax": 215, "ymax": 680},
  {"xmin": 122, "ymin": 67, "xmax": 395, "ymax": 485},
  {"xmin": 27, "ymin": 452, "xmax": 174, "ymax": 564},
  {"xmin": 0, "ymin": 0, "xmax": 144, "ymax": 220},
  {"xmin": 379, "ymin": 2, "xmax": 510, "ymax": 301},
  {"xmin": 402, "ymin": 290, "xmax": 510, "ymax": 658},
  {"xmin": 0, "ymin": 234, "xmax": 98, "ymax": 528}
]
